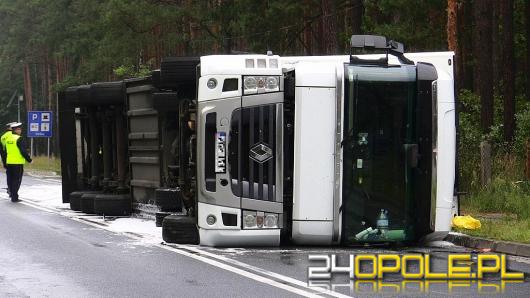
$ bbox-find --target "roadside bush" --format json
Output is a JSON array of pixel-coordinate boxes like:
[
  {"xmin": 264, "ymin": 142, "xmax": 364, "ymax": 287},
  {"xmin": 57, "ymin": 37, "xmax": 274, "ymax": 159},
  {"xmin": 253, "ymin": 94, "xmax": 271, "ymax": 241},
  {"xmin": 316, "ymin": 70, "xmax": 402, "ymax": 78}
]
[
  {"xmin": 458, "ymin": 90, "xmax": 482, "ymax": 191},
  {"xmin": 458, "ymin": 90, "xmax": 528, "ymax": 184},
  {"xmin": 113, "ymin": 64, "xmax": 151, "ymax": 79},
  {"xmin": 458, "ymin": 89, "xmax": 530, "ymax": 222},
  {"xmin": 514, "ymin": 102, "xmax": 530, "ymax": 157},
  {"xmin": 464, "ymin": 177, "xmax": 530, "ymax": 219}
]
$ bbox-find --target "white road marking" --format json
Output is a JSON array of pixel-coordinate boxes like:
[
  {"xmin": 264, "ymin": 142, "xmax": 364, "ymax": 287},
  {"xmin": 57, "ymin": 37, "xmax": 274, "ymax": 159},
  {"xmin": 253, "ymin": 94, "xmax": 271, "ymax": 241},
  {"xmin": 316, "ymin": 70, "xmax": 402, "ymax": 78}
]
[
  {"xmin": 13, "ymin": 198, "xmax": 352, "ymax": 298},
  {"xmin": 172, "ymin": 244, "xmax": 353, "ymax": 298}
]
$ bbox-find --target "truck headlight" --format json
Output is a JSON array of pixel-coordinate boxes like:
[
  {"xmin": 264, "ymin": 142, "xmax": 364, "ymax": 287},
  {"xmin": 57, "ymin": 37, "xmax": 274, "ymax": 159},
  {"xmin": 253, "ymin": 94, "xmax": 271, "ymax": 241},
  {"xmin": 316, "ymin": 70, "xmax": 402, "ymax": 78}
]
[
  {"xmin": 244, "ymin": 77, "xmax": 257, "ymax": 93},
  {"xmin": 243, "ymin": 210, "xmax": 257, "ymax": 229},
  {"xmin": 243, "ymin": 76, "xmax": 279, "ymax": 95},
  {"xmin": 242, "ymin": 210, "xmax": 279, "ymax": 229},
  {"xmin": 265, "ymin": 77, "xmax": 278, "ymax": 91},
  {"xmin": 264, "ymin": 213, "xmax": 278, "ymax": 228}
]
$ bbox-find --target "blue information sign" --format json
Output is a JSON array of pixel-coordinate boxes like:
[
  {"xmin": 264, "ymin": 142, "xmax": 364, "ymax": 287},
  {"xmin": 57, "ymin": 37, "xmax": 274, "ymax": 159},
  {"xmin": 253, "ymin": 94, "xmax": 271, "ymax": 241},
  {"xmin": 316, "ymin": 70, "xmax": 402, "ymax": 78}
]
[{"xmin": 27, "ymin": 111, "xmax": 53, "ymax": 138}]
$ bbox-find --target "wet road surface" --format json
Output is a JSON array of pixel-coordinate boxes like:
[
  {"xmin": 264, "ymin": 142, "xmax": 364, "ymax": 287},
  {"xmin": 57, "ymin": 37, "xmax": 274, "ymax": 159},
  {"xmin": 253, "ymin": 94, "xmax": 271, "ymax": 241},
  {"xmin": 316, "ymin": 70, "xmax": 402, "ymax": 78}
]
[{"xmin": 0, "ymin": 171, "xmax": 529, "ymax": 297}]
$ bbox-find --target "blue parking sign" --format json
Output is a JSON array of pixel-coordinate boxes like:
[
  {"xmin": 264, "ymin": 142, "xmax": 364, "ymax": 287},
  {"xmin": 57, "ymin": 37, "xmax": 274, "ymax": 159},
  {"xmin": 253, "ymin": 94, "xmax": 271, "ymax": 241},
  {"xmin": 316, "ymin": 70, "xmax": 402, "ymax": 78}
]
[{"xmin": 27, "ymin": 111, "xmax": 53, "ymax": 138}]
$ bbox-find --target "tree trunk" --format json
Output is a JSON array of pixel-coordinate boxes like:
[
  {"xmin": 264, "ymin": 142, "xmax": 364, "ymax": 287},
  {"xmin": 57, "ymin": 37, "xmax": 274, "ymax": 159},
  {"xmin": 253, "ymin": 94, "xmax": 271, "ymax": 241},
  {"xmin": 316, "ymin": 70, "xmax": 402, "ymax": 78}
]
[
  {"xmin": 46, "ymin": 55, "xmax": 54, "ymax": 156},
  {"xmin": 222, "ymin": 31, "xmax": 232, "ymax": 54},
  {"xmin": 321, "ymin": 0, "xmax": 338, "ymax": 55},
  {"xmin": 447, "ymin": 0, "xmax": 459, "ymax": 90},
  {"xmin": 501, "ymin": 0, "xmax": 515, "ymax": 142},
  {"xmin": 47, "ymin": 56, "xmax": 53, "ymax": 110},
  {"xmin": 351, "ymin": 0, "xmax": 363, "ymax": 35},
  {"xmin": 526, "ymin": 0, "xmax": 530, "ymax": 102},
  {"xmin": 55, "ymin": 57, "xmax": 61, "ymax": 157},
  {"xmin": 480, "ymin": 140, "xmax": 492, "ymax": 187},
  {"xmin": 40, "ymin": 62, "xmax": 47, "ymax": 110},
  {"xmin": 460, "ymin": 0, "xmax": 473, "ymax": 90},
  {"xmin": 491, "ymin": 1, "xmax": 501, "ymax": 89},
  {"xmin": 447, "ymin": 0, "xmax": 457, "ymax": 52},
  {"xmin": 23, "ymin": 63, "xmax": 33, "ymax": 112},
  {"xmin": 456, "ymin": 0, "xmax": 464, "ymax": 89},
  {"xmin": 473, "ymin": 0, "xmax": 494, "ymax": 133},
  {"xmin": 303, "ymin": 1, "xmax": 313, "ymax": 55}
]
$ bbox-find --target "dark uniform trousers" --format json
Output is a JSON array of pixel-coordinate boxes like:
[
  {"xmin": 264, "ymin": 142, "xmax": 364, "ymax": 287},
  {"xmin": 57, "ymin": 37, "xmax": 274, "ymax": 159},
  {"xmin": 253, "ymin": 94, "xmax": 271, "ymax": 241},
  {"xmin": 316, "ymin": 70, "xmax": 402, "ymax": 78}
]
[{"xmin": 6, "ymin": 165, "xmax": 23, "ymax": 201}]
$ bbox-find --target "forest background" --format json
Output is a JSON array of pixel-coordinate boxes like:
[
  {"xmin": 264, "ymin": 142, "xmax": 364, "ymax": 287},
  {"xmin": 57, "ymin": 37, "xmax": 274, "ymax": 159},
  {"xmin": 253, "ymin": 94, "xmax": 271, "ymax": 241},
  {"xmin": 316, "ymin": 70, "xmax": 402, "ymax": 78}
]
[{"xmin": 0, "ymin": 0, "xmax": 529, "ymax": 241}]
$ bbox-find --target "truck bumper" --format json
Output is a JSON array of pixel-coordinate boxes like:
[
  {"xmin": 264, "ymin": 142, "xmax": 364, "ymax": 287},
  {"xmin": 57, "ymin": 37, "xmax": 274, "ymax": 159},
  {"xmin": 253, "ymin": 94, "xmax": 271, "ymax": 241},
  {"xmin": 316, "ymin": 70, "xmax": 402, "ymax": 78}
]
[{"xmin": 199, "ymin": 228, "xmax": 280, "ymax": 247}]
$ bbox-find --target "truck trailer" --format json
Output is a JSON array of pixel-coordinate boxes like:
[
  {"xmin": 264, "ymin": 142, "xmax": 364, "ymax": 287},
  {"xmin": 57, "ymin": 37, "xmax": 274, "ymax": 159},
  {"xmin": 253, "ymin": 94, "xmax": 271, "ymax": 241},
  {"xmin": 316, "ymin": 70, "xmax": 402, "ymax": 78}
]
[{"xmin": 59, "ymin": 35, "xmax": 457, "ymax": 247}]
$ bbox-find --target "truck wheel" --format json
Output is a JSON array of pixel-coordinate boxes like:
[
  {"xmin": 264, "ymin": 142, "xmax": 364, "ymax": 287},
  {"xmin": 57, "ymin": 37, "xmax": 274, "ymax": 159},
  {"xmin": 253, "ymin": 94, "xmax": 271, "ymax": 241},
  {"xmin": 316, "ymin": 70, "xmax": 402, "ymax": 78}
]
[
  {"xmin": 162, "ymin": 214, "xmax": 199, "ymax": 244},
  {"xmin": 155, "ymin": 188, "xmax": 183, "ymax": 212},
  {"xmin": 94, "ymin": 194, "xmax": 132, "ymax": 216},
  {"xmin": 80, "ymin": 192, "xmax": 101, "ymax": 214},
  {"xmin": 155, "ymin": 212, "xmax": 172, "ymax": 227},
  {"xmin": 70, "ymin": 191, "xmax": 101, "ymax": 211}
]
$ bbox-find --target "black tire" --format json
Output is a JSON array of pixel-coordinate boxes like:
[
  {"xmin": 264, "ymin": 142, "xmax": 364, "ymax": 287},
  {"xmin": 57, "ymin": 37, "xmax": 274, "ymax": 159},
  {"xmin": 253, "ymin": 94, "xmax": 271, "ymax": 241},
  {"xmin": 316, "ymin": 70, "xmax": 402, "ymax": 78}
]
[
  {"xmin": 152, "ymin": 70, "xmax": 175, "ymax": 91},
  {"xmin": 91, "ymin": 82, "xmax": 123, "ymax": 105},
  {"xmin": 69, "ymin": 191, "xmax": 101, "ymax": 211},
  {"xmin": 80, "ymin": 192, "xmax": 101, "ymax": 214},
  {"xmin": 162, "ymin": 214, "xmax": 199, "ymax": 244},
  {"xmin": 155, "ymin": 188, "xmax": 183, "ymax": 212},
  {"xmin": 160, "ymin": 57, "xmax": 199, "ymax": 84},
  {"xmin": 94, "ymin": 194, "xmax": 132, "ymax": 216},
  {"xmin": 155, "ymin": 212, "xmax": 172, "ymax": 227}
]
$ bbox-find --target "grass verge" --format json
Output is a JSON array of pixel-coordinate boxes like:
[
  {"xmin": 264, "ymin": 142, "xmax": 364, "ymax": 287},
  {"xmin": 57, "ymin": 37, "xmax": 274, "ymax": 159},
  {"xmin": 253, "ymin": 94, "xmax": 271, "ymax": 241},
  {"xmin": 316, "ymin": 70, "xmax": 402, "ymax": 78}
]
[
  {"xmin": 454, "ymin": 216, "xmax": 530, "ymax": 244},
  {"xmin": 25, "ymin": 156, "xmax": 61, "ymax": 174},
  {"xmin": 458, "ymin": 176, "xmax": 530, "ymax": 244}
]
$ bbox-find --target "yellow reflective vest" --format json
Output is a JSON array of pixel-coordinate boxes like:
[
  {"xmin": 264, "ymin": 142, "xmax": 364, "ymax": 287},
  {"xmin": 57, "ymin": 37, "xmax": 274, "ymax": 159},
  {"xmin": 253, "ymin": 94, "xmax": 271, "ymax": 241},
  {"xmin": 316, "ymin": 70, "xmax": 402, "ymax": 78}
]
[
  {"xmin": 6, "ymin": 134, "xmax": 26, "ymax": 165},
  {"xmin": 0, "ymin": 130, "xmax": 11, "ymax": 149}
]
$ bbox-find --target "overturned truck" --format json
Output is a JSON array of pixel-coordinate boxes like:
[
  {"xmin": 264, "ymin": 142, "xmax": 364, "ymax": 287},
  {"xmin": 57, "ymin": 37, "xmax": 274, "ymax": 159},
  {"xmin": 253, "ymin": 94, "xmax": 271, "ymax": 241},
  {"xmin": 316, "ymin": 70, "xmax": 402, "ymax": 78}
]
[{"xmin": 59, "ymin": 35, "xmax": 458, "ymax": 247}]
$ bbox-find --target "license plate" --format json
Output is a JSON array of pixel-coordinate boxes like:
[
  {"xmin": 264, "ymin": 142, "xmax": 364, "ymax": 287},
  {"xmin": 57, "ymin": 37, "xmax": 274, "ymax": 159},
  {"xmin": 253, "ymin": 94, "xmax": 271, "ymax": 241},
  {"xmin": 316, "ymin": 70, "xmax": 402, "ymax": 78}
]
[{"xmin": 215, "ymin": 132, "xmax": 226, "ymax": 173}]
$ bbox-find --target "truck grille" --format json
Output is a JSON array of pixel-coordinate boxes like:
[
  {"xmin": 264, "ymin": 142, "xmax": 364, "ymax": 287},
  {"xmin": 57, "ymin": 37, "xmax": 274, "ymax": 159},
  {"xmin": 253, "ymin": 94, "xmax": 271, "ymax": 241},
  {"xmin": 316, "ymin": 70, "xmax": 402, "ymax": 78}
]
[{"xmin": 229, "ymin": 104, "xmax": 277, "ymax": 201}]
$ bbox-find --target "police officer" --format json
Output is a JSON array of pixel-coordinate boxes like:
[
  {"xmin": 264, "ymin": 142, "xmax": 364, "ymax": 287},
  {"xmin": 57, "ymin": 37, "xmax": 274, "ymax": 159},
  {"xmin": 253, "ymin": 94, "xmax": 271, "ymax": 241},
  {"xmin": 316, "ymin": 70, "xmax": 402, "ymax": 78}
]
[
  {"xmin": 1, "ymin": 122, "xmax": 16, "ymax": 196},
  {"xmin": 5, "ymin": 122, "xmax": 32, "ymax": 202}
]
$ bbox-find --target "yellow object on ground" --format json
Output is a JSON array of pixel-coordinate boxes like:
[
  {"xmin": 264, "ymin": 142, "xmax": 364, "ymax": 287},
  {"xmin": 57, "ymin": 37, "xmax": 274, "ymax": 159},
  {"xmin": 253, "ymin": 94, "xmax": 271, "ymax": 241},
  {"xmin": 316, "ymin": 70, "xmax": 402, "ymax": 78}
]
[{"xmin": 452, "ymin": 215, "xmax": 482, "ymax": 230}]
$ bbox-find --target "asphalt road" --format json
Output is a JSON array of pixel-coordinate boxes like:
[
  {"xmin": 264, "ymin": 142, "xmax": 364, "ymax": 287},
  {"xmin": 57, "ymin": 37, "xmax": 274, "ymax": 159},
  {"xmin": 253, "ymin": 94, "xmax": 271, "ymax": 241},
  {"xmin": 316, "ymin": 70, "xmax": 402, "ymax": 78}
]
[
  {"xmin": 0, "ymin": 195, "xmax": 311, "ymax": 297},
  {"xmin": 0, "ymin": 171, "xmax": 529, "ymax": 297}
]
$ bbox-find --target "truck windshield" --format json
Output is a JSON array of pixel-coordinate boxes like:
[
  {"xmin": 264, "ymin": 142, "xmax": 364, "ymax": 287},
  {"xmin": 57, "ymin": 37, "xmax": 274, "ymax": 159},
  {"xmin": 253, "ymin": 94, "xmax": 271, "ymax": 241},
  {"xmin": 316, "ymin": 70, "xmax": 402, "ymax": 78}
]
[{"xmin": 342, "ymin": 65, "xmax": 417, "ymax": 243}]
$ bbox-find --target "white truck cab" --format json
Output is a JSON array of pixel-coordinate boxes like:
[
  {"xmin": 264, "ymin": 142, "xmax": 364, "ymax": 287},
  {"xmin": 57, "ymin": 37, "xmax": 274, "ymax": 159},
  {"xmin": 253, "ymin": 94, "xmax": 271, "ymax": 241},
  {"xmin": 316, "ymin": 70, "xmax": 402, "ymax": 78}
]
[{"xmin": 196, "ymin": 35, "xmax": 456, "ymax": 247}]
